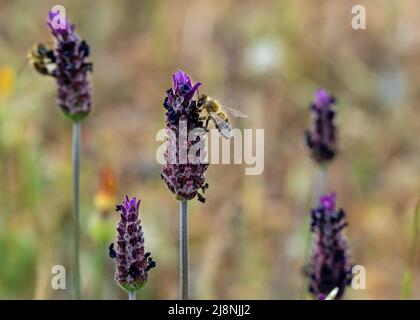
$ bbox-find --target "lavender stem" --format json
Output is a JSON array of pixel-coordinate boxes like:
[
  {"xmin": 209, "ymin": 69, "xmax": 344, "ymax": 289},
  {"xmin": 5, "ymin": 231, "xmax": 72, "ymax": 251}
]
[
  {"xmin": 314, "ymin": 166, "xmax": 327, "ymax": 205},
  {"xmin": 128, "ymin": 291, "xmax": 136, "ymax": 300},
  {"xmin": 180, "ymin": 199, "xmax": 189, "ymax": 299},
  {"xmin": 72, "ymin": 120, "xmax": 81, "ymax": 300}
]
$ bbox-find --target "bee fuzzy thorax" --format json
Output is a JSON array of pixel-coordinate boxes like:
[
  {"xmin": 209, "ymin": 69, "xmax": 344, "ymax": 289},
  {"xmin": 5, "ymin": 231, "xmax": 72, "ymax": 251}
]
[
  {"xmin": 196, "ymin": 93, "xmax": 233, "ymax": 139},
  {"xmin": 204, "ymin": 98, "xmax": 221, "ymax": 112}
]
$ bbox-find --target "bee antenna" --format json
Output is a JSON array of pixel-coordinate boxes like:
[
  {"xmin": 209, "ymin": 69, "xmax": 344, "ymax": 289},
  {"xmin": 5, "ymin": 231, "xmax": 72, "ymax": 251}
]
[{"xmin": 16, "ymin": 58, "xmax": 28, "ymax": 77}]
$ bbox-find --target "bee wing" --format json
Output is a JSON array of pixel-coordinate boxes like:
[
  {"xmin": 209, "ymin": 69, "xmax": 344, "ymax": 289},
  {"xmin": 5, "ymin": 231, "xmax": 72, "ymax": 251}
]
[
  {"xmin": 219, "ymin": 104, "xmax": 248, "ymax": 118},
  {"xmin": 38, "ymin": 41, "xmax": 56, "ymax": 50},
  {"xmin": 18, "ymin": 45, "xmax": 38, "ymax": 77},
  {"xmin": 209, "ymin": 112, "xmax": 231, "ymax": 139},
  {"xmin": 208, "ymin": 111, "xmax": 226, "ymax": 127}
]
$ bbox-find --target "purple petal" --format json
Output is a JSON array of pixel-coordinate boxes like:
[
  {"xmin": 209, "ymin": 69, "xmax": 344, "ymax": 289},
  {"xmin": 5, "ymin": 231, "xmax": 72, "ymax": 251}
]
[
  {"xmin": 173, "ymin": 70, "xmax": 188, "ymax": 88},
  {"xmin": 184, "ymin": 82, "xmax": 202, "ymax": 101},
  {"xmin": 314, "ymin": 89, "xmax": 334, "ymax": 110},
  {"xmin": 320, "ymin": 193, "xmax": 336, "ymax": 211},
  {"xmin": 172, "ymin": 70, "xmax": 197, "ymax": 96}
]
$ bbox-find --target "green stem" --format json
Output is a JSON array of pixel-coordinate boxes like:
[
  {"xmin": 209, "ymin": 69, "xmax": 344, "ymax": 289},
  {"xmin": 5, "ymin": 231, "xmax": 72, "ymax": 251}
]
[
  {"xmin": 313, "ymin": 166, "xmax": 327, "ymax": 205},
  {"xmin": 299, "ymin": 165, "xmax": 327, "ymax": 299},
  {"xmin": 128, "ymin": 291, "xmax": 136, "ymax": 300},
  {"xmin": 180, "ymin": 200, "xmax": 189, "ymax": 300},
  {"xmin": 72, "ymin": 121, "xmax": 81, "ymax": 300},
  {"xmin": 401, "ymin": 197, "xmax": 420, "ymax": 299}
]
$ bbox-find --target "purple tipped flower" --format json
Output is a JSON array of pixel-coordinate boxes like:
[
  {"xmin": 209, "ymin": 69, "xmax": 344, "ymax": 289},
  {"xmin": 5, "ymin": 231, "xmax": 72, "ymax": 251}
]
[
  {"xmin": 308, "ymin": 193, "xmax": 352, "ymax": 300},
  {"xmin": 305, "ymin": 89, "xmax": 337, "ymax": 164},
  {"xmin": 44, "ymin": 12, "xmax": 93, "ymax": 121},
  {"xmin": 161, "ymin": 70, "xmax": 209, "ymax": 202},
  {"xmin": 109, "ymin": 196, "xmax": 155, "ymax": 292},
  {"xmin": 172, "ymin": 70, "xmax": 202, "ymax": 102}
]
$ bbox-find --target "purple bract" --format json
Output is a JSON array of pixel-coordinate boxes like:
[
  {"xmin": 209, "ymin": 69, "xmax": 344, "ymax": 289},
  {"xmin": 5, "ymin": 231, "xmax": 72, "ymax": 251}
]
[
  {"xmin": 47, "ymin": 11, "xmax": 93, "ymax": 121},
  {"xmin": 109, "ymin": 196, "xmax": 155, "ymax": 292},
  {"xmin": 305, "ymin": 89, "xmax": 337, "ymax": 164},
  {"xmin": 308, "ymin": 193, "xmax": 352, "ymax": 300},
  {"xmin": 161, "ymin": 70, "xmax": 209, "ymax": 202}
]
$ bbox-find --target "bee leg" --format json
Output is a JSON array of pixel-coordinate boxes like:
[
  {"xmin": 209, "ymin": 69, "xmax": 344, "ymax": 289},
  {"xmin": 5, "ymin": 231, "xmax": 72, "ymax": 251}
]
[
  {"xmin": 197, "ymin": 193, "xmax": 206, "ymax": 203},
  {"xmin": 199, "ymin": 116, "xmax": 208, "ymax": 132},
  {"xmin": 205, "ymin": 117, "xmax": 210, "ymax": 131}
]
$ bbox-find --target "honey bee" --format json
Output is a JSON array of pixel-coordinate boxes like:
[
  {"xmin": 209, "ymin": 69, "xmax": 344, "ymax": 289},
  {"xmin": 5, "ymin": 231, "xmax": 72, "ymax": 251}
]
[
  {"xmin": 197, "ymin": 94, "xmax": 247, "ymax": 139},
  {"xmin": 20, "ymin": 43, "xmax": 56, "ymax": 76}
]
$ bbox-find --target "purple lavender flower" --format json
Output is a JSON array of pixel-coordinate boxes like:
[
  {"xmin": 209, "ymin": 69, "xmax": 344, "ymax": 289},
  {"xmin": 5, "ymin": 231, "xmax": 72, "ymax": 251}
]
[
  {"xmin": 161, "ymin": 70, "xmax": 209, "ymax": 202},
  {"xmin": 109, "ymin": 196, "xmax": 155, "ymax": 292},
  {"xmin": 46, "ymin": 11, "xmax": 93, "ymax": 121},
  {"xmin": 305, "ymin": 89, "xmax": 337, "ymax": 164},
  {"xmin": 308, "ymin": 193, "xmax": 352, "ymax": 300}
]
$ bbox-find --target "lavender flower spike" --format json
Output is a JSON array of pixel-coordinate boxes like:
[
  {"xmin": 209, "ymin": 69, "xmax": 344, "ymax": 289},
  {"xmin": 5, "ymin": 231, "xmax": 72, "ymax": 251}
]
[
  {"xmin": 305, "ymin": 89, "xmax": 337, "ymax": 164},
  {"xmin": 109, "ymin": 196, "xmax": 155, "ymax": 292},
  {"xmin": 48, "ymin": 11, "xmax": 93, "ymax": 121},
  {"xmin": 161, "ymin": 70, "xmax": 209, "ymax": 202},
  {"xmin": 308, "ymin": 193, "xmax": 352, "ymax": 300}
]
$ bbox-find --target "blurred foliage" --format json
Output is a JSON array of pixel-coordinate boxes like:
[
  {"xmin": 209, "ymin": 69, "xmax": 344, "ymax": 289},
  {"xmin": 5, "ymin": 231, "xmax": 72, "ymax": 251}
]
[{"xmin": 0, "ymin": 0, "xmax": 419, "ymax": 299}]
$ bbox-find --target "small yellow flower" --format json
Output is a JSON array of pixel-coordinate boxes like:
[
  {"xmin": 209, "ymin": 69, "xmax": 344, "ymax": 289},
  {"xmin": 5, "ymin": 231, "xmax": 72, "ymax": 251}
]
[
  {"xmin": 94, "ymin": 167, "xmax": 117, "ymax": 215},
  {"xmin": 0, "ymin": 66, "xmax": 15, "ymax": 98}
]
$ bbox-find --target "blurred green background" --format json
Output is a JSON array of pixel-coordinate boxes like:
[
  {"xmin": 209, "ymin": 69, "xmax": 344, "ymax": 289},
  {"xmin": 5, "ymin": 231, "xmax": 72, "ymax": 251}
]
[{"xmin": 0, "ymin": 0, "xmax": 419, "ymax": 299}]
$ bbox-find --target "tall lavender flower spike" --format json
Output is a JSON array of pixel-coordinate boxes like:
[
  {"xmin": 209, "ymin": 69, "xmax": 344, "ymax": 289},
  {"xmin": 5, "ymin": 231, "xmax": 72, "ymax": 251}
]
[
  {"xmin": 305, "ymin": 89, "xmax": 337, "ymax": 164},
  {"xmin": 161, "ymin": 70, "xmax": 209, "ymax": 202},
  {"xmin": 300, "ymin": 89, "xmax": 338, "ymax": 299},
  {"xmin": 161, "ymin": 70, "xmax": 209, "ymax": 299},
  {"xmin": 109, "ymin": 196, "xmax": 156, "ymax": 296},
  {"xmin": 30, "ymin": 11, "xmax": 93, "ymax": 299},
  {"xmin": 308, "ymin": 193, "xmax": 352, "ymax": 300},
  {"xmin": 47, "ymin": 11, "xmax": 93, "ymax": 121}
]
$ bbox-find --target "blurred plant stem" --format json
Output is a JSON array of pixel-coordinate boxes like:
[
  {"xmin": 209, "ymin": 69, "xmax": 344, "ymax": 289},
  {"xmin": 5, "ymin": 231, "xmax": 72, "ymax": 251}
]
[
  {"xmin": 314, "ymin": 166, "xmax": 327, "ymax": 204},
  {"xmin": 401, "ymin": 196, "xmax": 419, "ymax": 299},
  {"xmin": 72, "ymin": 121, "xmax": 81, "ymax": 300},
  {"xmin": 92, "ymin": 243, "xmax": 106, "ymax": 299},
  {"xmin": 300, "ymin": 165, "xmax": 327, "ymax": 299},
  {"xmin": 0, "ymin": 104, "xmax": 4, "ymax": 212},
  {"xmin": 128, "ymin": 291, "xmax": 136, "ymax": 300},
  {"xmin": 180, "ymin": 199, "xmax": 188, "ymax": 299}
]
